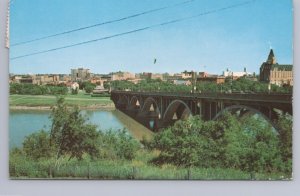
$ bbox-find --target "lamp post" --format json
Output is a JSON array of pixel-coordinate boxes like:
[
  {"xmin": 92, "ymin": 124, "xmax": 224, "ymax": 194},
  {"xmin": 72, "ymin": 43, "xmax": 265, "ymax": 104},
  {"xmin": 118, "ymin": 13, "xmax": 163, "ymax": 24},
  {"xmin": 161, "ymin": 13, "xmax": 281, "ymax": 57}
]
[
  {"xmin": 230, "ymin": 72, "xmax": 233, "ymax": 93},
  {"xmin": 191, "ymin": 70, "xmax": 197, "ymax": 94}
]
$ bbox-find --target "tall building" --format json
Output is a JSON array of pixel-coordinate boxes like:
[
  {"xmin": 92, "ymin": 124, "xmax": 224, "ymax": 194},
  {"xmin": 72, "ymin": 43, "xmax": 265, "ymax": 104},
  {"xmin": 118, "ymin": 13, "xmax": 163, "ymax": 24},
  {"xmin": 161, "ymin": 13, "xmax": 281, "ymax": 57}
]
[
  {"xmin": 259, "ymin": 49, "xmax": 293, "ymax": 86},
  {"xmin": 71, "ymin": 68, "xmax": 91, "ymax": 81}
]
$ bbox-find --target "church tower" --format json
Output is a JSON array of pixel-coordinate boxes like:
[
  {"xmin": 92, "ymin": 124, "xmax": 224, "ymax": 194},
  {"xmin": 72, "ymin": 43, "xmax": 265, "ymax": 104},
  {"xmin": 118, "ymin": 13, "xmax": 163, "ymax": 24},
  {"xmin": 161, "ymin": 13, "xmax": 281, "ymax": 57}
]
[{"xmin": 266, "ymin": 49, "xmax": 277, "ymax": 65}]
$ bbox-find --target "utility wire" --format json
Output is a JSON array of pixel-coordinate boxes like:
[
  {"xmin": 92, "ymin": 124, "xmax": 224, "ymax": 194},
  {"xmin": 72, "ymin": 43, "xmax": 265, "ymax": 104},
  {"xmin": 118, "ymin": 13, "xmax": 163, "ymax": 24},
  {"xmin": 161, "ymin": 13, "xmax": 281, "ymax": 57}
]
[
  {"xmin": 11, "ymin": 0, "xmax": 196, "ymax": 47},
  {"xmin": 11, "ymin": 0, "xmax": 254, "ymax": 60}
]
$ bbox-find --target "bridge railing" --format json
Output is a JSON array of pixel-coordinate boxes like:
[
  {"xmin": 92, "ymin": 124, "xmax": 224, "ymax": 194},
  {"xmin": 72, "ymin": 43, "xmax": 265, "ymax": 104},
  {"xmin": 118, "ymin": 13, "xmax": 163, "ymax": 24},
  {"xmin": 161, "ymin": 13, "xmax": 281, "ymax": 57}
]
[{"xmin": 111, "ymin": 90, "xmax": 292, "ymax": 103}]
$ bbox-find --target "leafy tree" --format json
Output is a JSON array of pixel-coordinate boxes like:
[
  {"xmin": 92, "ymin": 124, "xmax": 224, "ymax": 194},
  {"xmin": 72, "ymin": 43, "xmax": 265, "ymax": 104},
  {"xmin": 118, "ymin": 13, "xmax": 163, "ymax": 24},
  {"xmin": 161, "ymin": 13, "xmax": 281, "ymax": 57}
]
[
  {"xmin": 151, "ymin": 116, "xmax": 225, "ymax": 167},
  {"xmin": 23, "ymin": 130, "xmax": 54, "ymax": 160},
  {"xmin": 50, "ymin": 97, "xmax": 100, "ymax": 161},
  {"xmin": 85, "ymin": 85, "xmax": 95, "ymax": 94},
  {"xmin": 98, "ymin": 130, "xmax": 140, "ymax": 160},
  {"xmin": 151, "ymin": 113, "xmax": 286, "ymax": 174},
  {"xmin": 276, "ymin": 112, "xmax": 292, "ymax": 172},
  {"xmin": 222, "ymin": 114, "xmax": 283, "ymax": 173}
]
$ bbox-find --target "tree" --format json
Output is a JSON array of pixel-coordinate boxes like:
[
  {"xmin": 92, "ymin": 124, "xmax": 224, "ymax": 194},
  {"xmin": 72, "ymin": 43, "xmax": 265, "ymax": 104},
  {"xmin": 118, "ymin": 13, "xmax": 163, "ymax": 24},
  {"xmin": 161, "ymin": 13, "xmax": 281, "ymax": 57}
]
[
  {"xmin": 151, "ymin": 113, "xmax": 286, "ymax": 174},
  {"xmin": 223, "ymin": 114, "xmax": 283, "ymax": 173},
  {"xmin": 85, "ymin": 85, "xmax": 95, "ymax": 94},
  {"xmin": 276, "ymin": 112, "xmax": 292, "ymax": 172},
  {"xmin": 151, "ymin": 116, "xmax": 225, "ymax": 167},
  {"xmin": 23, "ymin": 130, "xmax": 54, "ymax": 160},
  {"xmin": 50, "ymin": 97, "xmax": 100, "ymax": 161},
  {"xmin": 100, "ymin": 129, "xmax": 140, "ymax": 160}
]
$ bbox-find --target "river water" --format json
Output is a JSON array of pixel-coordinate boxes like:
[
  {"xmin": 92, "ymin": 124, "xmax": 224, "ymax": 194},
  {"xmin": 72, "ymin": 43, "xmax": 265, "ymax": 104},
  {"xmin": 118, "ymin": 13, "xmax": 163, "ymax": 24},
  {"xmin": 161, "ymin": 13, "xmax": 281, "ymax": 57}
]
[{"xmin": 9, "ymin": 109, "xmax": 153, "ymax": 149}]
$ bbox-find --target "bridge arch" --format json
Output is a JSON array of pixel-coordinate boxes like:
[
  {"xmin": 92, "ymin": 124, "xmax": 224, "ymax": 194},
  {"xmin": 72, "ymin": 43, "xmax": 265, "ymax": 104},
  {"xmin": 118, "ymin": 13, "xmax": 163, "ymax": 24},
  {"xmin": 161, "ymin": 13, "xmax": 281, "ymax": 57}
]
[
  {"xmin": 129, "ymin": 96, "xmax": 141, "ymax": 109},
  {"xmin": 163, "ymin": 100, "xmax": 192, "ymax": 122},
  {"xmin": 117, "ymin": 95, "xmax": 129, "ymax": 106},
  {"xmin": 213, "ymin": 105, "xmax": 278, "ymax": 131},
  {"xmin": 140, "ymin": 97, "xmax": 161, "ymax": 115}
]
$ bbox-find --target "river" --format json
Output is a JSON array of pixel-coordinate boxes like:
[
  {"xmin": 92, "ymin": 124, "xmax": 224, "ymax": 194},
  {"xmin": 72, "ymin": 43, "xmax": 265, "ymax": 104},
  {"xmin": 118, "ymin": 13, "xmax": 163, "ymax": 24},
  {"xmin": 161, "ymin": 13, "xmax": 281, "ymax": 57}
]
[{"xmin": 9, "ymin": 109, "xmax": 153, "ymax": 149}]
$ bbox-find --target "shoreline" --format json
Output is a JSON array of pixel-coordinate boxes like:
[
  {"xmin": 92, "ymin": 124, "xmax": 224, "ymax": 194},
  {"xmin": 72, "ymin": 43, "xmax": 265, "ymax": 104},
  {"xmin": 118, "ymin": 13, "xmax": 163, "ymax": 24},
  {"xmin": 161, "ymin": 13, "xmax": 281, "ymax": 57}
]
[{"xmin": 9, "ymin": 104, "xmax": 115, "ymax": 111}]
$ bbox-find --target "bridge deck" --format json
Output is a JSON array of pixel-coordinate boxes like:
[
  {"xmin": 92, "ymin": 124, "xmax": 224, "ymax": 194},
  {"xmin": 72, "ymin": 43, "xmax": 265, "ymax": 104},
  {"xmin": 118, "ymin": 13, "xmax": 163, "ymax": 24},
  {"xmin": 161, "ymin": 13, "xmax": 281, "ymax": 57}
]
[{"xmin": 111, "ymin": 91, "xmax": 292, "ymax": 104}]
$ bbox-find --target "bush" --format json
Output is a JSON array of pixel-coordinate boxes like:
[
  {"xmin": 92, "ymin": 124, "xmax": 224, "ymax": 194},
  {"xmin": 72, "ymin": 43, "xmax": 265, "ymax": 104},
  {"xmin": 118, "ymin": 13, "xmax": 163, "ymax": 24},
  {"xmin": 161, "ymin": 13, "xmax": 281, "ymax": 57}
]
[
  {"xmin": 151, "ymin": 114, "xmax": 288, "ymax": 174},
  {"xmin": 99, "ymin": 129, "xmax": 140, "ymax": 160},
  {"xmin": 23, "ymin": 130, "xmax": 54, "ymax": 160}
]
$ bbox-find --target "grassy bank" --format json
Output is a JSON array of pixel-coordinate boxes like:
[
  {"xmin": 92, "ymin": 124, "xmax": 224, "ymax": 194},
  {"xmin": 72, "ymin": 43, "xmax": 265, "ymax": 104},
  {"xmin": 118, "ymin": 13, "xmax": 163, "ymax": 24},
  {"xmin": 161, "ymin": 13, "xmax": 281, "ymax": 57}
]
[
  {"xmin": 10, "ymin": 150, "xmax": 289, "ymax": 180},
  {"xmin": 9, "ymin": 92, "xmax": 114, "ymax": 109}
]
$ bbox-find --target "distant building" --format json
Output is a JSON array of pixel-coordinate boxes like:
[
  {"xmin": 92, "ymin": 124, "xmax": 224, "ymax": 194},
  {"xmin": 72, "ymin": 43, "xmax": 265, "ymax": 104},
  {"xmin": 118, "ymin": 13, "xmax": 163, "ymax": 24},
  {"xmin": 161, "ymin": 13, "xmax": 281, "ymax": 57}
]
[
  {"xmin": 223, "ymin": 68, "xmax": 252, "ymax": 79},
  {"xmin": 19, "ymin": 76, "xmax": 33, "ymax": 84},
  {"xmin": 181, "ymin": 71, "xmax": 194, "ymax": 79},
  {"xmin": 197, "ymin": 72, "xmax": 225, "ymax": 84},
  {"xmin": 71, "ymin": 68, "xmax": 91, "ymax": 81},
  {"xmin": 111, "ymin": 71, "xmax": 135, "ymax": 81},
  {"xmin": 71, "ymin": 82, "xmax": 79, "ymax": 90},
  {"xmin": 33, "ymin": 74, "xmax": 59, "ymax": 85},
  {"xmin": 259, "ymin": 49, "xmax": 293, "ymax": 86},
  {"xmin": 10, "ymin": 74, "xmax": 60, "ymax": 85},
  {"xmin": 173, "ymin": 80, "xmax": 192, "ymax": 86},
  {"xmin": 138, "ymin": 72, "xmax": 152, "ymax": 80},
  {"xmin": 151, "ymin": 73, "xmax": 163, "ymax": 80},
  {"xmin": 166, "ymin": 73, "xmax": 184, "ymax": 81}
]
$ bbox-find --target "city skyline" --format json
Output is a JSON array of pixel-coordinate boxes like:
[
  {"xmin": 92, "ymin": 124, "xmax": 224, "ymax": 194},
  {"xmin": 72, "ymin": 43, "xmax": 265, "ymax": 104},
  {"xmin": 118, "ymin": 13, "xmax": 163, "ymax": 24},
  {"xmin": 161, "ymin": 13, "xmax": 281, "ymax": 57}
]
[{"xmin": 9, "ymin": 0, "xmax": 293, "ymax": 74}]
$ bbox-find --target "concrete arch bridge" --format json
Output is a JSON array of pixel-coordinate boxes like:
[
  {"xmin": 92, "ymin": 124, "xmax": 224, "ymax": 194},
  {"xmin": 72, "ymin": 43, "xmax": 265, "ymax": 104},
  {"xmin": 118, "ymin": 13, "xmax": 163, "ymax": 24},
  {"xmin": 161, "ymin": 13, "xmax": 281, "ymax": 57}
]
[{"xmin": 111, "ymin": 91, "xmax": 292, "ymax": 131}]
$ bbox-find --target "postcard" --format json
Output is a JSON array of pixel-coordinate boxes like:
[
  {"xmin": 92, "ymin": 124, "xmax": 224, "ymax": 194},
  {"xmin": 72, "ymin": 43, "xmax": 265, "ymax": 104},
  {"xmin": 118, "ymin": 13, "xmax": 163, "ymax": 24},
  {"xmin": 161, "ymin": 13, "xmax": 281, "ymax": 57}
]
[{"xmin": 9, "ymin": 0, "xmax": 293, "ymax": 180}]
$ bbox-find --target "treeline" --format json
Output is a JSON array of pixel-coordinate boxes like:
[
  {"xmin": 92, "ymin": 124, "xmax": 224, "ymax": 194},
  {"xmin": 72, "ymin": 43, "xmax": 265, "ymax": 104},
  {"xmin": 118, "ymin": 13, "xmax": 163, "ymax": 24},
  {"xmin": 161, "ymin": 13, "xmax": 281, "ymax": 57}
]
[
  {"xmin": 109, "ymin": 77, "xmax": 292, "ymax": 93},
  {"xmin": 10, "ymin": 83, "xmax": 68, "ymax": 95}
]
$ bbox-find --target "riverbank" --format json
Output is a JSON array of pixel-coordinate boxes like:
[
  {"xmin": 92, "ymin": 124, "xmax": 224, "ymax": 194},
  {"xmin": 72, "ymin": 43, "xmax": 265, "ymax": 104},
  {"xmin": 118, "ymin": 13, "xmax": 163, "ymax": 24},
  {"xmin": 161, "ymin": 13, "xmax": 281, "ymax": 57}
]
[
  {"xmin": 9, "ymin": 94, "xmax": 114, "ymax": 110},
  {"xmin": 9, "ymin": 104, "xmax": 115, "ymax": 111}
]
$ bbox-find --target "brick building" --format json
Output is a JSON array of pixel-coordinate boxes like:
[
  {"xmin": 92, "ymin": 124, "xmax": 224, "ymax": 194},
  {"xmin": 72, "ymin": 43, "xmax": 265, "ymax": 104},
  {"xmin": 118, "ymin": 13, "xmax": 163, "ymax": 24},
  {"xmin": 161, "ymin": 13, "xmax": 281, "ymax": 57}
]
[{"xmin": 260, "ymin": 49, "xmax": 293, "ymax": 86}]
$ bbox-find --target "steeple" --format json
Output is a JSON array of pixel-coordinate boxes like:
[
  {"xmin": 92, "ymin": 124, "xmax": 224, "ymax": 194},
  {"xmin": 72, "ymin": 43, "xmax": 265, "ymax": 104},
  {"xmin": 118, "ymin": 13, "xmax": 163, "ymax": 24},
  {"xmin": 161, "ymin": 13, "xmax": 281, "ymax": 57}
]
[{"xmin": 266, "ymin": 49, "xmax": 276, "ymax": 64}]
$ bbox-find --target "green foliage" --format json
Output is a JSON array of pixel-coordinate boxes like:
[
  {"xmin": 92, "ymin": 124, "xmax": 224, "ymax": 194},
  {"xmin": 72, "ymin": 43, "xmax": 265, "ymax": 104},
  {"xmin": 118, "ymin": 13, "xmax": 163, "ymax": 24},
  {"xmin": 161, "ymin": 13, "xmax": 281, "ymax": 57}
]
[
  {"xmin": 99, "ymin": 130, "xmax": 140, "ymax": 160},
  {"xmin": 276, "ymin": 112, "xmax": 293, "ymax": 172},
  {"xmin": 78, "ymin": 81, "xmax": 96, "ymax": 90},
  {"xmin": 50, "ymin": 97, "xmax": 100, "ymax": 160},
  {"xmin": 151, "ymin": 113, "xmax": 289, "ymax": 175},
  {"xmin": 10, "ymin": 83, "xmax": 67, "ymax": 95},
  {"xmin": 9, "ymin": 149, "xmax": 289, "ymax": 180},
  {"xmin": 84, "ymin": 85, "xmax": 95, "ymax": 93},
  {"xmin": 23, "ymin": 130, "xmax": 54, "ymax": 160},
  {"xmin": 222, "ymin": 114, "xmax": 283, "ymax": 173},
  {"xmin": 152, "ymin": 116, "xmax": 226, "ymax": 167},
  {"xmin": 71, "ymin": 87, "xmax": 79, "ymax": 94},
  {"xmin": 91, "ymin": 93, "xmax": 110, "ymax": 97},
  {"xmin": 108, "ymin": 77, "xmax": 291, "ymax": 93},
  {"xmin": 78, "ymin": 81, "xmax": 97, "ymax": 93}
]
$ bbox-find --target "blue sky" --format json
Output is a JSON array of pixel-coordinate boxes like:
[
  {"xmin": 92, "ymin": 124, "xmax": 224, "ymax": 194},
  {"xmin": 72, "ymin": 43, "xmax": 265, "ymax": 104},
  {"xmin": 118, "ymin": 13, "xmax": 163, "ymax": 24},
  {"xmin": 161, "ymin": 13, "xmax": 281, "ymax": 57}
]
[{"xmin": 10, "ymin": 0, "xmax": 293, "ymax": 75}]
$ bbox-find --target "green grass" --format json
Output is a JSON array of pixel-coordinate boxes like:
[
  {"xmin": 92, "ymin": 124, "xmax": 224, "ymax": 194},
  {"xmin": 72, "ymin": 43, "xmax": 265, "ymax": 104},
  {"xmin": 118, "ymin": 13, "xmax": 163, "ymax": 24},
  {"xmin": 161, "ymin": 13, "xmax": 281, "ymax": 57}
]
[
  {"xmin": 11, "ymin": 158, "xmax": 289, "ymax": 180},
  {"xmin": 10, "ymin": 150, "xmax": 290, "ymax": 180},
  {"xmin": 9, "ymin": 92, "xmax": 113, "ymax": 107}
]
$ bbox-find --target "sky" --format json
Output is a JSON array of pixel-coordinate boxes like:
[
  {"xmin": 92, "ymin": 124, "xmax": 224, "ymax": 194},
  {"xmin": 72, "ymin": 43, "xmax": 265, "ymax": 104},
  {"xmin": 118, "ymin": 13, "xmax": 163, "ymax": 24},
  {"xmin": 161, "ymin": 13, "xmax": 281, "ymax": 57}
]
[{"xmin": 9, "ymin": 0, "xmax": 293, "ymax": 75}]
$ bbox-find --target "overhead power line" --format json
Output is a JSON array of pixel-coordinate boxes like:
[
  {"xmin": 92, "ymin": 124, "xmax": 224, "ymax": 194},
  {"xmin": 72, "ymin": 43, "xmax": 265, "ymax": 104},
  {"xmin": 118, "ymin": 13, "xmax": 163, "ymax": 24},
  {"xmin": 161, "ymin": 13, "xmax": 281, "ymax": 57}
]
[
  {"xmin": 11, "ymin": 0, "xmax": 196, "ymax": 47},
  {"xmin": 10, "ymin": 0, "xmax": 255, "ymax": 60}
]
